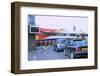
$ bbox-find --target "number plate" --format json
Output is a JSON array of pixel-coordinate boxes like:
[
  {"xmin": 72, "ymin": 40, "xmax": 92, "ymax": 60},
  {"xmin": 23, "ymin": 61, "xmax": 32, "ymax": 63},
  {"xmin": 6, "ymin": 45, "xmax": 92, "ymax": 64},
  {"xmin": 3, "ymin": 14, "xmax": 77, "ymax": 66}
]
[{"xmin": 82, "ymin": 48, "xmax": 87, "ymax": 51}]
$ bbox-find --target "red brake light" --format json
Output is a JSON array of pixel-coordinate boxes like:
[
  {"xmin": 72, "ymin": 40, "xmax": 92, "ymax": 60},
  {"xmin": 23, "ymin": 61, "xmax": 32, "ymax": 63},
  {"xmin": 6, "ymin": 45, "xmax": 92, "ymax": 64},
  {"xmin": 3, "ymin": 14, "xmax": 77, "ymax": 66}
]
[{"xmin": 76, "ymin": 48, "xmax": 81, "ymax": 52}]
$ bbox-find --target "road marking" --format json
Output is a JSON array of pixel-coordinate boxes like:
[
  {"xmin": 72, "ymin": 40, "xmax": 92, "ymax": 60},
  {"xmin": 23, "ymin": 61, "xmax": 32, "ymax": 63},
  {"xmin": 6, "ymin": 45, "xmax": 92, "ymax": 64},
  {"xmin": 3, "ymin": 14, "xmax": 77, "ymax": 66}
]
[{"xmin": 41, "ymin": 46, "xmax": 50, "ymax": 50}]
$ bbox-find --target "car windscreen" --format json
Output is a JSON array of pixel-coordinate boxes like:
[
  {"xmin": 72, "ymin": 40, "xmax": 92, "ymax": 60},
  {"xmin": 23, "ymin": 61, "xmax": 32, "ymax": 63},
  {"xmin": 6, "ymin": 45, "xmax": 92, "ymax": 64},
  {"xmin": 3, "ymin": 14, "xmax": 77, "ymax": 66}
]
[{"xmin": 56, "ymin": 39, "xmax": 66, "ymax": 43}]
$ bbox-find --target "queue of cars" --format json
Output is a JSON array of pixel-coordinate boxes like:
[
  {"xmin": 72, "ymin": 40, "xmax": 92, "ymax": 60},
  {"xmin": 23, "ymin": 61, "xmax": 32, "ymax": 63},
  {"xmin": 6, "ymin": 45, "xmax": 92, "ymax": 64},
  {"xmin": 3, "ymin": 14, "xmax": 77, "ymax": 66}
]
[{"xmin": 53, "ymin": 37, "xmax": 88, "ymax": 59}]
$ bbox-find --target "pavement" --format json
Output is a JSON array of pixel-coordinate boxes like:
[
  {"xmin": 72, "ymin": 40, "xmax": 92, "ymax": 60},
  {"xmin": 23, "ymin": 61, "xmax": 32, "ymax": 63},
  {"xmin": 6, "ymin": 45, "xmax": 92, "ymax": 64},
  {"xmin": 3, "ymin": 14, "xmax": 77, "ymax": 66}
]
[{"xmin": 28, "ymin": 46, "xmax": 70, "ymax": 61}]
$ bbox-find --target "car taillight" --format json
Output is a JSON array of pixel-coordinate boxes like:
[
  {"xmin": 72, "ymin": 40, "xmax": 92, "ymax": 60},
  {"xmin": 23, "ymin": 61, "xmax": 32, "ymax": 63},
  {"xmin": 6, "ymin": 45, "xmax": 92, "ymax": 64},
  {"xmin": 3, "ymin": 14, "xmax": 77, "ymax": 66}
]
[{"xmin": 76, "ymin": 48, "xmax": 81, "ymax": 52}]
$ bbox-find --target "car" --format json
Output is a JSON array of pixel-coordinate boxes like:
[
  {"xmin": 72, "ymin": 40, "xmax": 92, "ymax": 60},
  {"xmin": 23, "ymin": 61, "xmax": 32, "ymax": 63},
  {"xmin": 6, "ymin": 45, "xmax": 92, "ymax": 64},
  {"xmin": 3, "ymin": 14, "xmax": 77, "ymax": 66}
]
[
  {"xmin": 53, "ymin": 38, "xmax": 66, "ymax": 52},
  {"xmin": 64, "ymin": 39, "xmax": 88, "ymax": 59}
]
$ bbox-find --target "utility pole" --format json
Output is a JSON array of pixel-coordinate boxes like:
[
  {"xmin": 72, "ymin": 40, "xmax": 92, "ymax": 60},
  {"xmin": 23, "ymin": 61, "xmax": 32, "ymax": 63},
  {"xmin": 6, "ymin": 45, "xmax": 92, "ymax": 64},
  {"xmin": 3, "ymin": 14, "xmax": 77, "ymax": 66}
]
[{"xmin": 73, "ymin": 25, "xmax": 76, "ymax": 32}]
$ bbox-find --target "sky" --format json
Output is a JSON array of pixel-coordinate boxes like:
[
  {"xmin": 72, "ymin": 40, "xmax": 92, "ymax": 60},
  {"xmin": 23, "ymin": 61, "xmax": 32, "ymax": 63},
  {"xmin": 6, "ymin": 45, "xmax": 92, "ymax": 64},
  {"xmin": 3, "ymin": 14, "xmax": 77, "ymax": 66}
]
[{"xmin": 29, "ymin": 15, "xmax": 88, "ymax": 33}]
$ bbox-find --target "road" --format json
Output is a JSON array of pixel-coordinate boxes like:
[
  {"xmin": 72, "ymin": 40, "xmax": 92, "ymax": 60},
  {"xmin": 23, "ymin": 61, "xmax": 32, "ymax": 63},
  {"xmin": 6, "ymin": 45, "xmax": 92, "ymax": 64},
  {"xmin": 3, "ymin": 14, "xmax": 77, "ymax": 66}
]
[{"xmin": 28, "ymin": 46, "xmax": 70, "ymax": 61}]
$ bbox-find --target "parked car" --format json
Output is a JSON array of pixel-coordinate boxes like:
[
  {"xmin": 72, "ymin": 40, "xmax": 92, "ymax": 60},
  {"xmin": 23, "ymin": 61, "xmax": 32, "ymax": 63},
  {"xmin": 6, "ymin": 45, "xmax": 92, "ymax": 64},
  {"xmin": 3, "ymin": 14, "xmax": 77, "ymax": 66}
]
[
  {"xmin": 64, "ymin": 39, "xmax": 88, "ymax": 59},
  {"xmin": 53, "ymin": 38, "xmax": 66, "ymax": 52}
]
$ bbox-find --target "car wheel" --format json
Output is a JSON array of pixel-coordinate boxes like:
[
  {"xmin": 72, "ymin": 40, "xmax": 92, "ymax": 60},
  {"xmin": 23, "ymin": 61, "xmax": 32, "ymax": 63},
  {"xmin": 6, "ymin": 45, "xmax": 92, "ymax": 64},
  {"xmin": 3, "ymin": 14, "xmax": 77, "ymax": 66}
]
[
  {"xmin": 70, "ymin": 52, "xmax": 74, "ymax": 59},
  {"xmin": 64, "ymin": 49, "xmax": 67, "ymax": 56},
  {"xmin": 55, "ymin": 48, "xmax": 58, "ymax": 52}
]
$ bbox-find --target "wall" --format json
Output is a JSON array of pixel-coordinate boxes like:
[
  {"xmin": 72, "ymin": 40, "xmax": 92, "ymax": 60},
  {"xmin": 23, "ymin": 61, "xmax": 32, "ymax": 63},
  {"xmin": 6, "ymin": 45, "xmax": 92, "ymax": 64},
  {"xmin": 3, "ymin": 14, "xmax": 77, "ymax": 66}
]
[{"xmin": 0, "ymin": 0, "xmax": 99, "ymax": 76}]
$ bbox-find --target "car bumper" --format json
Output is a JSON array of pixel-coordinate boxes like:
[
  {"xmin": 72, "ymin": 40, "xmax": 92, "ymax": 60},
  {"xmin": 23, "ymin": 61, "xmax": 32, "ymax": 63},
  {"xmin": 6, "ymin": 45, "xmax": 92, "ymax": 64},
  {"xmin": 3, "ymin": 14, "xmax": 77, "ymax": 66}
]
[
  {"xmin": 57, "ymin": 48, "xmax": 64, "ymax": 52},
  {"xmin": 74, "ymin": 51, "xmax": 88, "ymax": 58}
]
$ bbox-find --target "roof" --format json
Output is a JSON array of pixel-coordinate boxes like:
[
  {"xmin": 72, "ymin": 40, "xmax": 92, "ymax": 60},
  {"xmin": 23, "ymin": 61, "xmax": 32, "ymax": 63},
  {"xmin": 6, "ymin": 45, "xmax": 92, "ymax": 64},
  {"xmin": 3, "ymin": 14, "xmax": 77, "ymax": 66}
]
[{"xmin": 44, "ymin": 36, "xmax": 81, "ymax": 39}]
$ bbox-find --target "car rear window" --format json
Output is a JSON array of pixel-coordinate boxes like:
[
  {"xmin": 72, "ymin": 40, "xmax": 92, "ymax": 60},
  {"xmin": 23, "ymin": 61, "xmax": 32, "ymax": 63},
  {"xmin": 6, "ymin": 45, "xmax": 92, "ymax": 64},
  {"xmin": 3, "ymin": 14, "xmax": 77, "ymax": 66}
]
[{"xmin": 72, "ymin": 41, "xmax": 82, "ymax": 46}]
